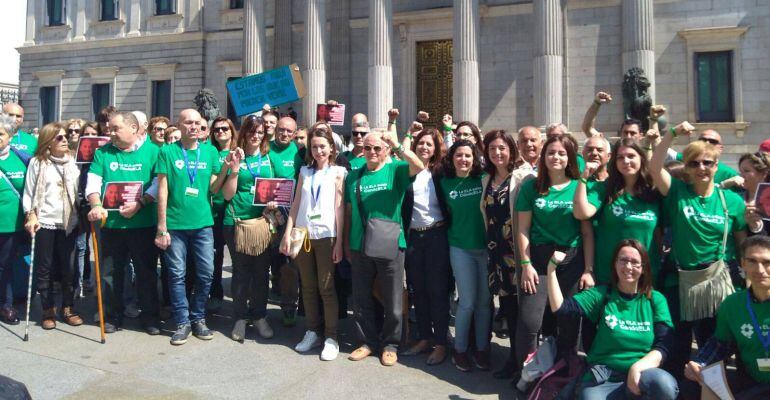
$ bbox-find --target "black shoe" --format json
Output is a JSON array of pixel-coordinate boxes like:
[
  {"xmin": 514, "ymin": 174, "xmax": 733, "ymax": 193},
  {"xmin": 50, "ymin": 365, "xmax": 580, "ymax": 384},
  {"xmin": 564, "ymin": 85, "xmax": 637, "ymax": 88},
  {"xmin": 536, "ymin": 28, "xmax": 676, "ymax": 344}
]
[
  {"xmin": 0, "ymin": 307, "xmax": 20, "ymax": 325},
  {"xmin": 493, "ymin": 362, "xmax": 517, "ymax": 379},
  {"xmin": 103, "ymin": 321, "xmax": 120, "ymax": 334},
  {"xmin": 170, "ymin": 324, "xmax": 192, "ymax": 345},
  {"xmin": 192, "ymin": 320, "xmax": 214, "ymax": 340},
  {"xmin": 143, "ymin": 323, "xmax": 161, "ymax": 336},
  {"xmin": 452, "ymin": 352, "xmax": 472, "ymax": 372}
]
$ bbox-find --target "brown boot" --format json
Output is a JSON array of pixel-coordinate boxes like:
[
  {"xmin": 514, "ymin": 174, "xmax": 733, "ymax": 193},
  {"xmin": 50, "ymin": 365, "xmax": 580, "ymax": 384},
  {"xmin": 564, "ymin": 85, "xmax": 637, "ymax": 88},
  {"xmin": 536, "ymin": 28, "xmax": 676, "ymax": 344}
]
[
  {"xmin": 42, "ymin": 308, "xmax": 57, "ymax": 330},
  {"xmin": 62, "ymin": 307, "xmax": 83, "ymax": 326}
]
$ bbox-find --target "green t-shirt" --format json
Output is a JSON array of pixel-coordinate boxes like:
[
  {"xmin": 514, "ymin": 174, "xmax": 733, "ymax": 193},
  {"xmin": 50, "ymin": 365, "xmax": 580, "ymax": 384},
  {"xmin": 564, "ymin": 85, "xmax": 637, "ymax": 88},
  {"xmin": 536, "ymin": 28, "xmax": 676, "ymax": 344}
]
[
  {"xmin": 156, "ymin": 142, "xmax": 222, "ymax": 230},
  {"xmin": 577, "ymin": 153, "xmax": 586, "ymax": 174},
  {"xmin": 586, "ymin": 181, "xmax": 662, "ymax": 284},
  {"xmin": 439, "ymin": 175, "xmax": 486, "ymax": 250},
  {"xmin": 664, "ymin": 178, "xmax": 746, "ymax": 269},
  {"xmin": 341, "ymin": 151, "xmax": 367, "ymax": 171},
  {"xmin": 9, "ymin": 131, "xmax": 37, "ymax": 154},
  {"xmin": 344, "ymin": 161, "xmax": 411, "ymax": 251},
  {"xmin": 90, "ymin": 142, "xmax": 159, "ymax": 229},
  {"xmin": 269, "ymin": 141, "xmax": 303, "ymax": 180},
  {"xmin": 211, "ymin": 150, "xmax": 230, "ymax": 222},
  {"xmin": 714, "ymin": 289, "xmax": 770, "ymax": 383},
  {"xmin": 223, "ymin": 153, "xmax": 274, "ymax": 226},
  {"xmin": 674, "ymin": 152, "xmax": 738, "ymax": 185},
  {"xmin": 515, "ymin": 179, "xmax": 582, "ymax": 247},
  {"xmin": 574, "ymin": 286, "xmax": 673, "ymax": 373},
  {"xmin": 0, "ymin": 153, "xmax": 26, "ymax": 233}
]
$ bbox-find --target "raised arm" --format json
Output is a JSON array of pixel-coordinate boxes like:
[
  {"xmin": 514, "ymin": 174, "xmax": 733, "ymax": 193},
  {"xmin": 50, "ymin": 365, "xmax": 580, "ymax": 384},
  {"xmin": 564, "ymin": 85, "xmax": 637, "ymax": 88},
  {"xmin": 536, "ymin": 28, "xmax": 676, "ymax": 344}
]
[
  {"xmin": 383, "ymin": 129, "xmax": 424, "ymax": 176},
  {"xmin": 546, "ymin": 251, "xmax": 568, "ymax": 311},
  {"xmin": 581, "ymin": 92, "xmax": 611, "ymax": 138},
  {"xmin": 573, "ymin": 163, "xmax": 600, "ymax": 220},
  {"xmin": 650, "ymin": 121, "xmax": 694, "ymax": 196}
]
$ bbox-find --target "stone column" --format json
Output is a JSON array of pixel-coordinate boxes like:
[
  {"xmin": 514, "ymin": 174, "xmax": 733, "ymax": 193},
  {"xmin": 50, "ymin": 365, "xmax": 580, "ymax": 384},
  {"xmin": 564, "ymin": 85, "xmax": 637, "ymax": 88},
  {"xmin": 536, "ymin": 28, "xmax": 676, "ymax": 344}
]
[
  {"xmin": 623, "ymin": 0, "xmax": 655, "ymax": 101},
  {"xmin": 329, "ymin": 0, "xmax": 351, "ymax": 118},
  {"xmin": 127, "ymin": 0, "xmax": 142, "ymax": 37},
  {"xmin": 533, "ymin": 0, "xmax": 563, "ymax": 127},
  {"xmin": 243, "ymin": 0, "xmax": 266, "ymax": 76},
  {"xmin": 73, "ymin": 0, "xmax": 86, "ymax": 41},
  {"xmin": 273, "ymin": 0, "xmax": 292, "ymax": 67},
  {"xmin": 368, "ymin": 0, "xmax": 393, "ymax": 129},
  {"xmin": 24, "ymin": 0, "xmax": 35, "ymax": 45},
  {"xmin": 303, "ymin": 0, "xmax": 327, "ymax": 127},
  {"xmin": 453, "ymin": 0, "xmax": 479, "ymax": 124}
]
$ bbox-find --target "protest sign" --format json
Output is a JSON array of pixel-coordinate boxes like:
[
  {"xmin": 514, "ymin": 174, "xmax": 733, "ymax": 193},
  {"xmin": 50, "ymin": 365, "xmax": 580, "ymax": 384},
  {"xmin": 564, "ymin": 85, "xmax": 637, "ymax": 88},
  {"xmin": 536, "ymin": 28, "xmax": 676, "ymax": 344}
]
[
  {"xmin": 226, "ymin": 64, "xmax": 306, "ymax": 117},
  {"xmin": 76, "ymin": 136, "xmax": 110, "ymax": 164},
  {"xmin": 755, "ymin": 182, "xmax": 770, "ymax": 220},
  {"xmin": 252, "ymin": 178, "xmax": 295, "ymax": 207},
  {"xmin": 316, "ymin": 103, "xmax": 346, "ymax": 126},
  {"xmin": 102, "ymin": 181, "xmax": 143, "ymax": 210}
]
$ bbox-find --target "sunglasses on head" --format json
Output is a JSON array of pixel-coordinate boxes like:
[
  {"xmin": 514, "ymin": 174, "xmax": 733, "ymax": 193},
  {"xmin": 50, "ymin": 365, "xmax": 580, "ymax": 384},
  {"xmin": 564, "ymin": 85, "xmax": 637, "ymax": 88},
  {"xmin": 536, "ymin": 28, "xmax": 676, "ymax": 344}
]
[
  {"xmin": 363, "ymin": 145, "xmax": 384, "ymax": 153},
  {"xmin": 699, "ymin": 138, "xmax": 720, "ymax": 146},
  {"xmin": 213, "ymin": 127, "xmax": 229, "ymax": 133},
  {"xmin": 686, "ymin": 159, "xmax": 716, "ymax": 169}
]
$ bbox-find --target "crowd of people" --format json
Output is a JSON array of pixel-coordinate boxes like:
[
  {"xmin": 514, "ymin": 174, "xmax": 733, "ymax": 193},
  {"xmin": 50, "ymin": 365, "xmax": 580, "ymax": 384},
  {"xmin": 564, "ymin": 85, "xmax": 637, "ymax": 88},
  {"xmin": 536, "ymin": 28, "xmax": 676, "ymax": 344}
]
[{"xmin": 1, "ymin": 93, "xmax": 770, "ymax": 399}]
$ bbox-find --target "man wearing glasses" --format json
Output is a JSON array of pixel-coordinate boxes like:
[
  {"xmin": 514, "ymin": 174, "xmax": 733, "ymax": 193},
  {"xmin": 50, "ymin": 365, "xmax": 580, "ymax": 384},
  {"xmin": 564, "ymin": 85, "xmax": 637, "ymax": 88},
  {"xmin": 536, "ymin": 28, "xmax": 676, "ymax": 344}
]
[
  {"xmin": 341, "ymin": 113, "xmax": 369, "ymax": 171},
  {"xmin": 2, "ymin": 103, "xmax": 37, "ymax": 154},
  {"xmin": 682, "ymin": 235, "xmax": 770, "ymax": 399}
]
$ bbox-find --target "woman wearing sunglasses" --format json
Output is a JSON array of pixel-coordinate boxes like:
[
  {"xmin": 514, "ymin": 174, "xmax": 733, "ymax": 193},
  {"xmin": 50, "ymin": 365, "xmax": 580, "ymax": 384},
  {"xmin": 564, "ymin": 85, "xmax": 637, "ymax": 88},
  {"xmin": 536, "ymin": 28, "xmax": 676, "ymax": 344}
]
[
  {"xmin": 650, "ymin": 122, "xmax": 747, "ymax": 376},
  {"xmin": 22, "ymin": 123, "xmax": 83, "ymax": 329},
  {"xmin": 546, "ymin": 240, "xmax": 678, "ymax": 399},
  {"xmin": 65, "ymin": 118, "xmax": 86, "ymax": 150},
  {"xmin": 148, "ymin": 116, "xmax": 170, "ymax": 147}
]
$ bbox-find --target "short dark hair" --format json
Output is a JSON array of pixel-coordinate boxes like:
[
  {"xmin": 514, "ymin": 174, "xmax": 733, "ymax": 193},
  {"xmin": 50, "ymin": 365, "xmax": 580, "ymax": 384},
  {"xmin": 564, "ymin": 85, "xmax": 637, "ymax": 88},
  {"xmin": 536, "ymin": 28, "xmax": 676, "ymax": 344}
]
[
  {"xmin": 442, "ymin": 139, "xmax": 483, "ymax": 178},
  {"xmin": 742, "ymin": 235, "xmax": 770, "ymax": 256},
  {"xmin": 482, "ymin": 129, "xmax": 518, "ymax": 177},
  {"xmin": 620, "ymin": 118, "xmax": 642, "ymax": 133}
]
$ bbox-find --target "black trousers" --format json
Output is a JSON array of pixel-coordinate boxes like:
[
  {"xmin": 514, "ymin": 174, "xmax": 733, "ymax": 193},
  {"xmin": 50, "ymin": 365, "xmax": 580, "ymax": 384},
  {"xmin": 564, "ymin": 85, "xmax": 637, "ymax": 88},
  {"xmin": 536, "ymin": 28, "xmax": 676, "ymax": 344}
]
[
  {"xmin": 100, "ymin": 227, "xmax": 160, "ymax": 324},
  {"xmin": 405, "ymin": 226, "xmax": 451, "ymax": 346},
  {"xmin": 515, "ymin": 244, "xmax": 583, "ymax": 365},
  {"xmin": 223, "ymin": 226, "xmax": 270, "ymax": 320},
  {"xmin": 34, "ymin": 228, "xmax": 77, "ymax": 309},
  {"xmin": 209, "ymin": 221, "xmax": 225, "ymax": 300},
  {"xmin": 499, "ymin": 293, "xmax": 519, "ymax": 364},
  {"xmin": 351, "ymin": 250, "xmax": 405, "ymax": 349}
]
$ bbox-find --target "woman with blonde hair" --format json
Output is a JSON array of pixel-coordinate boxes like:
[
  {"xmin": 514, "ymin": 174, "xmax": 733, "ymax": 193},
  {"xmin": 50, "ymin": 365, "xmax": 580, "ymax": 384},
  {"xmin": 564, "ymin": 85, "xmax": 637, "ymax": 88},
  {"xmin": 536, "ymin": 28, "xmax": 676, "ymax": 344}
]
[{"xmin": 22, "ymin": 122, "xmax": 83, "ymax": 329}]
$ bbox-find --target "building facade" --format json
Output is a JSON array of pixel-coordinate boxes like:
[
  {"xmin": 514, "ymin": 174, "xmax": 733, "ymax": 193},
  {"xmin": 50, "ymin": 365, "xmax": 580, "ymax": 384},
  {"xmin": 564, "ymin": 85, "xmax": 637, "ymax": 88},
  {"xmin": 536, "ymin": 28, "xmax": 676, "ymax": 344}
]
[{"xmin": 18, "ymin": 0, "xmax": 770, "ymax": 163}]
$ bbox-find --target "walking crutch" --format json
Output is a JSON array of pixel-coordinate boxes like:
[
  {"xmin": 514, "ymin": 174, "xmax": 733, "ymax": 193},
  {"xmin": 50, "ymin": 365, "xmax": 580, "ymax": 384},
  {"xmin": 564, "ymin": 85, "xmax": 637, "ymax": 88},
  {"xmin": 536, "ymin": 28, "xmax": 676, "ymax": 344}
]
[
  {"xmin": 90, "ymin": 221, "xmax": 106, "ymax": 344},
  {"xmin": 23, "ymin": 234, "xmax": 36, "ymax": 342}
]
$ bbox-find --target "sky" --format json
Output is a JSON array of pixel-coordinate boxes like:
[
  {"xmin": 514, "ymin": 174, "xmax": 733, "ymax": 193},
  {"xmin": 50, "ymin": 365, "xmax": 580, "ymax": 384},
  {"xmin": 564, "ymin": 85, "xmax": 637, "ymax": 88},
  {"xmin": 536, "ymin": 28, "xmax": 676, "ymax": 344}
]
[{"xmin": 0, "ymin": 1, "xmax": 26, "ymax": 85}]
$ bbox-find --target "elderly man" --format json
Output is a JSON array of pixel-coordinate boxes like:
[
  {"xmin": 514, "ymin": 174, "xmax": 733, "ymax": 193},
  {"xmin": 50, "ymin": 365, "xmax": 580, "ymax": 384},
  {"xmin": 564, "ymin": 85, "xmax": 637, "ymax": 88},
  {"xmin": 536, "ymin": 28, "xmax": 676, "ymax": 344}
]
[
  {"xmin": 86, "ymin": 111, "xmax": 161, "ymax": 335},
  {"xmin": 582, "ymin": 136, "xmax": 611, "ymax": 181},
  {"xmin": 342, "ymin": 113, "xmax": 370, "ymax": 170},
  {"xmin": 2, "ymin": 103, "xmax": 36, "ymax": 154},
  {"xmin": 344, "ymin": 128, "xmax": 424, "ymax": 367},
  {"xmin": 154, "ymin": 109, "xmax": 231, "ymax": 345},
  {"xmin": 516, "ymin": 126, "xmax": 543, "ymax": 171}
]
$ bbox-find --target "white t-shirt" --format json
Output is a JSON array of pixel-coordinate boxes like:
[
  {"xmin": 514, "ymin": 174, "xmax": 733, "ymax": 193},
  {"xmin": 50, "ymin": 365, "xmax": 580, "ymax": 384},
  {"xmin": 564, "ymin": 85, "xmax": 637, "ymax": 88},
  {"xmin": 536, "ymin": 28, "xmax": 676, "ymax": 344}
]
[
  {"xmin": 295, "ymin": 165, "xmax": 347, "ymax": 239},
  {"xmin": 410, "ymin": 168, "xmax": 443, "ymax": 229}
]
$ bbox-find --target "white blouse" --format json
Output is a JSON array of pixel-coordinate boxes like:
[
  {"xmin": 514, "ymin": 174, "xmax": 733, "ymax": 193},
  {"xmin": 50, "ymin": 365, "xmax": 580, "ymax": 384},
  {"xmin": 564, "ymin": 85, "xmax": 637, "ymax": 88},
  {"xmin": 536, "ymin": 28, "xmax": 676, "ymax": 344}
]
[{"xmin": 295, "ymin": 165, "xmax": 347, "ymax": 240}]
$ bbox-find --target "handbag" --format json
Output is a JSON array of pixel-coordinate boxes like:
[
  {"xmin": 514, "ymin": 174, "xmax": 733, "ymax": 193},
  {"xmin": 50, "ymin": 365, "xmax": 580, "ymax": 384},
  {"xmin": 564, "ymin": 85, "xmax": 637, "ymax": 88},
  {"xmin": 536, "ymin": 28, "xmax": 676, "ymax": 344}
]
[
  {"xmin": 287, "ymin": 227, "xmax": 311, "ymax": 259},
  {"xmin": 678, "ymin": 189, "xmax": 734, "ymax": 321},
  {"xmin": 355, "ymin": 167, "xmax": 401, "ymax": 261},
  {"xmin": 230, "ymin": 204, "xmax": 273, "ymax": 256}
]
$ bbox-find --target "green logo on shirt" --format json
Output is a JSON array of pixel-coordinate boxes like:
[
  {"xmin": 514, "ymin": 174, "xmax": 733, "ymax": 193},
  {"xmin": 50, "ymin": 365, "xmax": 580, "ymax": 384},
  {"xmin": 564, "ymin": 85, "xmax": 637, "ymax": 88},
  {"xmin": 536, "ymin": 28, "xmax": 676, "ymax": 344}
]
[
  {"xmin": 741, "ymin": 323, "xmax": 754, "ymax": 339},
  {"xmin": 175, "ymin": 160, "xmax": 185, "ymax": 169},
  {"xmin": 110, "ymin": 162, "xmax": 119, "ymax": 171},
  {"xmin": 449, "ymin": 190, "xmax": 458, "ymax": 200},
  {"xmin": 605, "ymin": 314, "xmax": 618, "ymax": 329},
  {"xmin": 535, "ymin": 198, "xmax": 546, "ymax": 209}
]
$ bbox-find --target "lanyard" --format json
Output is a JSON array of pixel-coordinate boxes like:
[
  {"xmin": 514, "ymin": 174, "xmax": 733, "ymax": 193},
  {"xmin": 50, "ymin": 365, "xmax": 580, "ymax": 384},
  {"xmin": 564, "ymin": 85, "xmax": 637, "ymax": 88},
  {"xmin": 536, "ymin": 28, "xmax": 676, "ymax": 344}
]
[
  {"xmin": 180, "ymin": 143, "xmax": 201, "ymax": 186},
  {"xmin": 245, "ymin": 153, "xmax": 263, "ymax": 179},
  {"xmin": 310, "ymin": 166, "xmax": 329, "ymax": 208},
  {"xmin": 746, "ymin": 291, "xmax": 770, "ymax": 356}
]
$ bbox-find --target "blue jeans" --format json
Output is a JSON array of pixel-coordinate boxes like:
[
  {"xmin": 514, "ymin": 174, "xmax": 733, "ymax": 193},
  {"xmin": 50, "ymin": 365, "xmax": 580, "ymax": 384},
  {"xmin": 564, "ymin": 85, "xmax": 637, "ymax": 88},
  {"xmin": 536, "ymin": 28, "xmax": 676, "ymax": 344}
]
[
  {"xmin": 449, "ymin": 246, "xmax": 491, "ymax": 353},
  {"xmin": 163, "ymin": 228, "xmax": 214, "ymax": 326},
  {"xmin": 580, "ymin": 367, "xmax": 678, "ymax": 400}
]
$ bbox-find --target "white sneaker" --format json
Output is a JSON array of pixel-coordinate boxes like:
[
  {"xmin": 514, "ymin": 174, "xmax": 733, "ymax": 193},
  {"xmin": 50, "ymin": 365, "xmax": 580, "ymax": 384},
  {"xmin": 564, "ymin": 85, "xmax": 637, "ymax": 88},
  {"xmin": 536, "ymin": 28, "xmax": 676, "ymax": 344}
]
[
  {"xmin": 254, "ymin": 318, "xmax": 274, "ymax": 339},
  {"xmin": 320, "ymin": 338, "xmax": 339, "ymax": 361},
  {"xmin": 294, "ymin": 330, "xmax": 321, "ymax": 353}
]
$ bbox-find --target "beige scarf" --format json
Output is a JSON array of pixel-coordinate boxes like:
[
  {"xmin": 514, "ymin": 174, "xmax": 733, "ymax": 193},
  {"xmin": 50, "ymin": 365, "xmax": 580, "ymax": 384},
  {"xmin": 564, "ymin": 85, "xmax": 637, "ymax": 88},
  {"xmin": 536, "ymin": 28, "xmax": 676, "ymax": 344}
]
[{"xmin": 32, "ymin": 154, "xmax": 78, "ymax": 234}]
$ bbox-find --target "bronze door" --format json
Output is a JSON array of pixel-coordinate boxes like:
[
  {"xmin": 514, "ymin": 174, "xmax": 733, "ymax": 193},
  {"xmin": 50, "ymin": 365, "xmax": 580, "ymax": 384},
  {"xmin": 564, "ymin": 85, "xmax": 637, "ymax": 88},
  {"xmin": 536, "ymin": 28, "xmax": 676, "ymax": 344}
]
[{"xmin": 416, "ymin": 40, "xmax": 453, "ymax": 128}]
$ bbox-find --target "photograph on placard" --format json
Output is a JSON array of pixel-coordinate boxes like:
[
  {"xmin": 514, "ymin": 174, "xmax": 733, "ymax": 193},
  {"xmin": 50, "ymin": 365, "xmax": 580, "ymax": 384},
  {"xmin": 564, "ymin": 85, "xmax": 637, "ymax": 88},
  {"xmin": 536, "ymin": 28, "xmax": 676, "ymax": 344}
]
[
  {"xmin": 252, "ymin": 178, "xmax": 294, "ymax": 207},
  {"xmin": 102, "ymin": 181, "xmax": 143, "ymax": 211},
  {"xmin": 76, "ymin": 136, "xmax": 110, "ymax": 164}
]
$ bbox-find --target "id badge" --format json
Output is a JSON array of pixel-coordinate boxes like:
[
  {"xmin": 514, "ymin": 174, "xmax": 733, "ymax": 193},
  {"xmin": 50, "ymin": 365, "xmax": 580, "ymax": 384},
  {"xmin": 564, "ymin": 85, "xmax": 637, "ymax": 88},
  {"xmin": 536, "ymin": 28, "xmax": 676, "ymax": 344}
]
[
  {"xmin": 758, "ymin": 358, "xmax": 770, "ymax": 372},
  {"xmin": 185, "ymin": 187, "xmax": 199, "ymax": 197}
]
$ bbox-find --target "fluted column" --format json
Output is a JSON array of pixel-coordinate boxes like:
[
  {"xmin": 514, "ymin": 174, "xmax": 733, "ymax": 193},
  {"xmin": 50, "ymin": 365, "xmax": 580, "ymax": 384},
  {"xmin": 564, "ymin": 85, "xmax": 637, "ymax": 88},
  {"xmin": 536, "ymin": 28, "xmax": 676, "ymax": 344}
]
[
  {"xmin": 24, "ymin": 0, "xmax": 35, "ymax": 45},
  {"xmin": 533, "ymin": 0, "xmax": 563, "ymax": 127},
  {"xmin": 329, "ymin": 0, "xmax": 351, "ymax": 120},
  {"xmin": 73, "ymin": 0, "xmax": 86, "ymax": 41},
  {"xmin": 368, "ymin": 0, "xmax": 393, "ymax": 129},
  {"xmin": 273, "ymin": 0, "xmax": 292, "ymax": 67},
  {"xmin": 303, "ymin": 0, "xmax": 327, "ymax": 127},
  {"xmin": 127, "ymin": 0, "xmax": 142, "ymax": 37},
  {"xmin": 453, "ymin": 0, "xmax": 479, "ymax": 124},
  {"xmin": 243, "ymin": 0, "xmax": 266, "ymax": 76},
  {"xmin": 623, "ymin": 0, "xmax": 655, "ymax": 101}
]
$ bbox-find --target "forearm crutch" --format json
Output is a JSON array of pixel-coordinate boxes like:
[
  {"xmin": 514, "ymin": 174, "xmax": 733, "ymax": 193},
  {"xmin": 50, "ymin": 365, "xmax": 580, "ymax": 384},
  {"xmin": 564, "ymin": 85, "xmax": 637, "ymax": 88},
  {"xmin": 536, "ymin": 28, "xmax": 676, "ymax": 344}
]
[
  {"xmin": 23, "ymin": 234, "xmax": 36, "ymax": 342},
  {"xmin": 90, "ymin": 221, "xmax": 106, "ymax": 344}
]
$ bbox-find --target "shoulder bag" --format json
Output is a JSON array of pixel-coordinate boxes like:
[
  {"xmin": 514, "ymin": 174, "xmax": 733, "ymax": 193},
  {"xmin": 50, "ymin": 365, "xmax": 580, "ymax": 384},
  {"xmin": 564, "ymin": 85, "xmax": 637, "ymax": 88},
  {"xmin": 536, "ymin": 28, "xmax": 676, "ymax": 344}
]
[
  {"xmin": 230, "ymin": 203, "xmax": 273, "ymax": 257},
  {"xmin": 356, "ymin": 167, "xmax": 401, "ymax": 261}
]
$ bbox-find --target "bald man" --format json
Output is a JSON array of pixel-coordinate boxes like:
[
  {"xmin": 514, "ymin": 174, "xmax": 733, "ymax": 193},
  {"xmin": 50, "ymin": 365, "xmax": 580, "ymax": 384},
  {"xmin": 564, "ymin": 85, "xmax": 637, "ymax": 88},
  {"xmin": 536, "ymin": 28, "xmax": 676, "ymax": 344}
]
[
  {"xmin": 341, "ymin": 113, "xmax": 370, "ymax": 170},
  {"xmin": 2, "ymin": 103, "xmax": 37, "ymax": 154},
  {"xmin": 155, "ymin": 108, "xmax": 232, "ymax": 345}
]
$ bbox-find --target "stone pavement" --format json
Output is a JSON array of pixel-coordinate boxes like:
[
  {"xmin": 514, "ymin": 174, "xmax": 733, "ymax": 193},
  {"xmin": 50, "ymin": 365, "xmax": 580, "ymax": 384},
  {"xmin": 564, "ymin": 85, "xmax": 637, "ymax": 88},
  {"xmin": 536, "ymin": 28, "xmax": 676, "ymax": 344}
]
[{"xmin": 0, "ymin": 266, "xmax": 515, "ymax": 400}]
